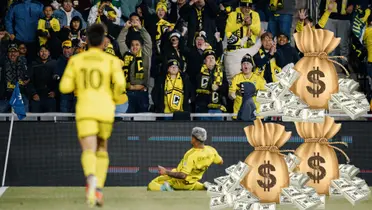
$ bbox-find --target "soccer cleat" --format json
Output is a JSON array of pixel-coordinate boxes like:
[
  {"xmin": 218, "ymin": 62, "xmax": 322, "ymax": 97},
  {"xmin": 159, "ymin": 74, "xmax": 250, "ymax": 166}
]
[
  {"xmin": 161, "ymin": 181, "xmax": 174, "ymax": 191},
  {"xmin": 95, "ymin": 189, "xmax": 104, "ymax": 207},
  {"xmin": 86, "ymin": 175, "xmax": 97, "ymax": 208}
]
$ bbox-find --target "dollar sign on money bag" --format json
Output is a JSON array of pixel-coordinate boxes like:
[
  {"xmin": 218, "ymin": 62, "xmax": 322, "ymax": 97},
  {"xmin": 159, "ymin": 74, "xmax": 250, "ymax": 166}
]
[
  {"xmin": 306, "ymin": 67, "xmax": 326, "ymax": 98},
  {"xmin": 290, "ymin": 25, "xmax": 340, "ymax": 109},
  {"xmin": 307, "ymin": 152, "xmax": 327, "ymax": 183},
  {"xmin": 257, "ymin": 161, "xmax": 277, "ymax": 192},
  {"xmin": 242, "ymin": 119, "xmax": 291, "ymax": 203},
  {"xmin": 294, "ymin": 116, "xmax": 342, "ymax": 195}
]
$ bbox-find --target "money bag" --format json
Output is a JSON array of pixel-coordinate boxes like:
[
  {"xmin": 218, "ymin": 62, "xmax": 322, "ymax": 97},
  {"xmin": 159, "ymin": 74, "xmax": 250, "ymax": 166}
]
[
  {"xmin": 290, "ymin": 25, "xmax": 341, "ymax": 109},
  {"xmin": 241, "ymin": 119, "xmax": 291, "ymax": 203},
  {"xmin": 294, "ymin": 116, "xmax": 349, "ymax": 195}
]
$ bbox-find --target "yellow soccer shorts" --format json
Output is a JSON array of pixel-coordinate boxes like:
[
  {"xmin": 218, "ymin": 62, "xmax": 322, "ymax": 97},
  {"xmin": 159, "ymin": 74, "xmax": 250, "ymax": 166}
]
[
  {"xmin": 147, "ymin": 169, "xmax": 205, "ymax": 191},
  {"xmin": 76, "ymin": 119, "xmax": 113, "ymax": 140}
]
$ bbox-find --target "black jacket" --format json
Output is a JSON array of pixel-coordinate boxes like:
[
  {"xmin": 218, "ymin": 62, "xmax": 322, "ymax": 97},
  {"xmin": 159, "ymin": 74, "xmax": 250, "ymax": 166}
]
[
  {"xmin": 151, "ymin": 72, "xmax": 194, "ymax": 113},
  {"xmin": 179, "ymin": 0, "xmax": 219, "ymax": 49},
  {"xmin": 28, "ymin": 58, "xmax": 57, "ymax": 97},
  {"xmin": 0, "ymin": 56, "xmax": 6, "ymax": 99},
  {"xmin": 276, "ymin": 43, "xmax": 300, "ymax": 68}
]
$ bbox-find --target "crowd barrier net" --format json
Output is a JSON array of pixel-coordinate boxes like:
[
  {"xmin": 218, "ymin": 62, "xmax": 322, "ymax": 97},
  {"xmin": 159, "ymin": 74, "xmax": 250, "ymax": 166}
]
[{"xmin": 1, "ymin": 113, "xmax": 372, "ymax": 187}]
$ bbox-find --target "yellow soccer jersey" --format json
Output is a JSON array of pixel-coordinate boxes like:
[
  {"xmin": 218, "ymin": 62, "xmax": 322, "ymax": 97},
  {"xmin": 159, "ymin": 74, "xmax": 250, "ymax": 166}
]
[
  {"xmin": 364, "ymin": 27, "xmax": 372, "ymax": 63},
  {"xmin": 59, "ymin": 48, "xmax": 126, "ymax": 122},
  {"xmin": 176, "ymin": 146, "xmax": 222, "ymax": 184}
]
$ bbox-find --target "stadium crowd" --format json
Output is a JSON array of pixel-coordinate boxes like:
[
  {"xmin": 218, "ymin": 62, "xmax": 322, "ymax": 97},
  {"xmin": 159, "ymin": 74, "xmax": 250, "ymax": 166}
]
[{"xmin": 0, "ymin": 0, "xmax": 371, "ymax": 120}]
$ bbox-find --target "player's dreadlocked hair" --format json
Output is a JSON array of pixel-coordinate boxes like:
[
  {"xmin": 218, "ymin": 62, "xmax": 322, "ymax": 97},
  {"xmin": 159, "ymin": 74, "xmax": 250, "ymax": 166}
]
[{"xmin": 87, "ymin": 23, "xmax": 107, "ymax": 47}]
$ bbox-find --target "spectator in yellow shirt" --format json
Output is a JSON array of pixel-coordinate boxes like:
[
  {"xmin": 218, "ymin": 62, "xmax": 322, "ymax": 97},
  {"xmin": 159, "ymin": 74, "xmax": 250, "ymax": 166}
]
[
  {"xmin": 229, "ymin": 54, "xmax": 266, "ymax": 120},
  {"xmin": 225, "ymin": 0, "xmax": 260, "ymax": 51},
  {"xmin": 364, "ymin": 15, "xmax": 372, "ymax": 77}
]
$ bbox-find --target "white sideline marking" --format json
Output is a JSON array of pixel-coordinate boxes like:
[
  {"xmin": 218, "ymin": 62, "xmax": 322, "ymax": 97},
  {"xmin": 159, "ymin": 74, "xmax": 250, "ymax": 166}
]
[{"xmin": 0, "ymin": 187, "xmax": 8, "ymax": 198}]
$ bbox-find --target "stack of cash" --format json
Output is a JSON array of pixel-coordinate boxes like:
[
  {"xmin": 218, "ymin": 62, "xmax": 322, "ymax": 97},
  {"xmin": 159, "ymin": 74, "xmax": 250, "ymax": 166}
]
[
  {"xmin": 284, "ymin": 153, "xmax": 302, "ymax": 172},
  {"xmin": 281, "ymin": 186, "xmax": 324, "ymax": 210},
  {"xmin": 208, "ymin": 161, "xmax": 262, "ymax": 210},
  {"xmin": 330, "ymin": 164, "xmax": 371, "ymax": 206},
  {"xmin": 329, "ymin": 78, "xmax": 370, "ymax": 119},
  {"xmin": 282, "ymin": 107, "xmax": 325, "ymax": 123}
]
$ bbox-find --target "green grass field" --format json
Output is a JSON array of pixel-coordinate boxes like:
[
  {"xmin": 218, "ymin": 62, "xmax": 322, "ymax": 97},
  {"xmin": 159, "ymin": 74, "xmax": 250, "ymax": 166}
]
[{"xmin": 0, "ymin": 187, "xmax": 372, "ymax": 210}]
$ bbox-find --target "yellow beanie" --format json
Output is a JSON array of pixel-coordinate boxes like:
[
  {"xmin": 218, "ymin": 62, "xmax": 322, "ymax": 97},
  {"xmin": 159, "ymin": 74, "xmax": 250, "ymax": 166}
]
[{"xmin": 156, "ymin": 2, "xmax": 167, "ymax": 13}]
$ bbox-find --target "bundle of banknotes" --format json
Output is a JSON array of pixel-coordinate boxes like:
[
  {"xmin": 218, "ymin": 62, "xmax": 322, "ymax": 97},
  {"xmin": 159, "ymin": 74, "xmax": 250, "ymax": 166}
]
[
  {"xmin": 206, "ymin": 161, "xmax": 276, "ymax": 210},
  {"xmin": 330, "ymin": 164, "xmax": 371, "ymax": 205},
  {"xmin": 256, "ymin": 63, "xmax": 326, "ymax": 123},
  {"xmin": 329, "ymin": 80, "xmax": 370, "ymax": 119},
  {"xmin": 256, "ymin": 63, "xmax": 371, "ymax": 121}
]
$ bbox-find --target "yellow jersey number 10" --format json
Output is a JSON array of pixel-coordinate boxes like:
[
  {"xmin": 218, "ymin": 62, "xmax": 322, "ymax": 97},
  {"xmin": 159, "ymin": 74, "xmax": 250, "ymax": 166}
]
[{"xmin": 81, "ymin": 68, "xmax": 103, "ymax": 89}]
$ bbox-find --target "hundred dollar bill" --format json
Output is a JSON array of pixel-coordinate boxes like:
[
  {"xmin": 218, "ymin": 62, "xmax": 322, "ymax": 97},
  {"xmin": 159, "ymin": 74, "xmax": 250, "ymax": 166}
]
[
  {"xmin": 207, "ymin": 184, "xmax": 225, "ymax": 197},
  {"xmin": 221, "ymin": 175, "xmax": 240, "ymax": 193},
  {"xmin": 272, "ymin": 82, "xmax": 289, "ymax": 100},
  {"xmin": 342, "ymin": 103, "xmax": 368, "ymax": 120},
  {"xmin": 214, "ymin": 175, "xmax": 230, "ymax": 185},
  {"xmin": 328, "ymin": 99, "xmax": 343, "ymax": 114},
  {"xmin": 331, "ymin": 179, "xmax": 356, "ymax": 192},
  {"xmin": 282, "ymin": 108, "xmax": 325, "ymax": 123},
  {"xmin": 225, "ymin": 164, "xmax": 236, "ymax": 175},
  {"xmin": 259, "ymin": 100, "xmax": 284, "ymax": 117},
  {"xmin": 233, "ymin": 200, "xmax": 253, "ymax": 210},
  {"xmin": 285, "ymin": 153, "xmax": 301, "ymax": 172},
  {"xmin": 299, "ymin": 186, "xmax": 317, "ymax": 195},
  {"xmin": 314, "ymin": 194, "xmax": 326, "ymax": 209},
  {"xmin": 329, "ymin": 186, "xmax": 343, "ymax": 198},
  {"xmin": 347, "ymin": 91, "xmax": 365, "ymax": 100},
  {"xmin": 350, "ymin": 177, "xmax": 366, "ymax": 187},
  {"xmin": 343, "ymin": 188, "xmax": 370, "ymax": 206},
  {"xmin": 235, "ymin": 190, "xmax": 260, "ymax": 203},
  {"xmin": 277, "ymin": 68, "xmax": 300, "ymax": 88},
  {"xmin": 265, "ymin": 82, "xmax": 279, "ymax": 91},
  {"xmin": 282, "ymin": 63, "xmax": 295, "ymax": 73},
  {"xmin": 356, "ymin": 184, "xmax": 371, "ymax": 195},
  {"xmin": 210, "ymin": 194, "xmax": 233, "ymax": 210},
  {"xmin": 355, "ymin": 98, "xmax": 371, "ymax": 110},
  {"xmin": 331, "ymin": 92, "xmax": 355, "ymax": 107},
  {"xmin": 250, "ymin": 202, "xmax": 276, "ymax": 210},
  {"xmin": 282, "ymin": 186, "xmax": 307, "ymax": 201},
  {"xmin": 290, "ymin": 172, "xmax": 310, "ymax": 188},
  {"xmin": 204, "ymin": 181, "xmax": 214, "ymax": 189},
  {"xmin": 339, "ymin": 78, "xmax": 359, "ymax": 94},
  {"xmin": 294, "ymin": 194, "xmax": 321, "ymax": 210},
  {"xmin": 285, "ymin": 96, "xmax": 308, "ymax": 109},
  {"xmin": 231, "ymin": 161, "xmax": 250, "ymax": 181},
  {"xmin": 339, "ymin": 164, "xmax": 360, "ymax": 180},
  {"xmin": 230, "ymin": 184, "xmax": 244, "ymax": 196},
  {"xmin": 257, "ymin": 90, "xmax": 273, "ymax": 103},
  {"xmin": 280, "ymin": 193, "xmax": 293, "ymax": 205}
]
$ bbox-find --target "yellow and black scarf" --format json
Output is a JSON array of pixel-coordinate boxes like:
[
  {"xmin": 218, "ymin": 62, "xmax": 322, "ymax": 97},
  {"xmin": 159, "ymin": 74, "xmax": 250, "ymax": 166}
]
[
  {"xmin": 165, "ymin": 73, "xmax": 184, "ymax": 112},
  {"xmin": 196, "ymin": 7, "xmax": 204, "ymax": 32},
  {"xmin": 155, "ymin": 19, "xmax": 174, "ymax": 53},
  {"xmin": 123, "ymin": 50, "xmax": 144, "ymax": 82},
  {"xmin": 196, "ymin": 64, "xmax": 226, "ymax": 111}
]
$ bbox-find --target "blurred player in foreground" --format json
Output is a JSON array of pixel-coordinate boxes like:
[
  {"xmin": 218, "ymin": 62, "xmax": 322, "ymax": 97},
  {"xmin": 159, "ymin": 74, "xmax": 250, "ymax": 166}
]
[
  {"xmin": 148, "ymin": 127, "xmax": 223, "ymax": 191},
  {"xmin": 59, "ymin": 23, "xmax": 126, "ymax": 207}
]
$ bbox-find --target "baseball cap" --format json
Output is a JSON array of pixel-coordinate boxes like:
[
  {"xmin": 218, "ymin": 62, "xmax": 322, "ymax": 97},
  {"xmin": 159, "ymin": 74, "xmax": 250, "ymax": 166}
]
[
  {"xmin": 241, "ymin": 54, "xmax": 254, "ymax": 65},
  {"xmin": 8, "ymin": 43, "xmax": 18, "ymax": 52},
  {"xmin": 192, "ymin": 127, "xmax": 207, "ymax": 142},
  {"xmin": 240, "ymin": 0, "xmax": 252, "ymax": 7},
  {"xmin": 203, "ymin": 49, "xmax": 215, "ymax": 60},
  {"xmin": 167, "ymin": 59, "xmax": 179, "ymax": 68},
  {"xmin": 62, "ymin": 40, "xmax": 72, "ymax": 48}
]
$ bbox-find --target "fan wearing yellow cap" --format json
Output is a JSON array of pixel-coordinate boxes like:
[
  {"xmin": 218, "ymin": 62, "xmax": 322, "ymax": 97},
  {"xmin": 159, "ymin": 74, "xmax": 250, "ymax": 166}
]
[
  {"xmin": 225, "ymin": 0, "xmax": 261, "ymax": 51},
  {"xmin": 229, "ymin": 54, "xmax": 266, "ymax": 120}
]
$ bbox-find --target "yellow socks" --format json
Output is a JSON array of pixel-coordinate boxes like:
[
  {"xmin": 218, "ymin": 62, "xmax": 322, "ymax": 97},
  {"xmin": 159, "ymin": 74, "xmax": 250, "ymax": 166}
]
[
  {"xmin": 81, "ymin": 150, "xmax": 97, "ymax": 177},
  {"xmin": 96, "ymin": 151, "xmax": 109, "ymax": 189}
]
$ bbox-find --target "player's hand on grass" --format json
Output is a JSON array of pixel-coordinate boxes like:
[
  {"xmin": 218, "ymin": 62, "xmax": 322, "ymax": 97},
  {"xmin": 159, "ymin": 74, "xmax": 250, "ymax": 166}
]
[{"xmin": 158, "ymin": 165, "xmax": 167, "ymax": 175}]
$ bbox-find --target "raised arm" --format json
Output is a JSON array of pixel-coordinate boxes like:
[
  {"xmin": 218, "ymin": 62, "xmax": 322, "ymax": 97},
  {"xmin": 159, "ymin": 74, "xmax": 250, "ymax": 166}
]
[{"xmin": 117, "ymin": 23, "xmax": 130, "ymax": 56}]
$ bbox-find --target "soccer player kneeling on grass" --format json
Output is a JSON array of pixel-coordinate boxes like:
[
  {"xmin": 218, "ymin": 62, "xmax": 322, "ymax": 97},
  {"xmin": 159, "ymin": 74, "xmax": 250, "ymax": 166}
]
[
  {"xmin": 59, "ymin": 23, "xmax": 126, "ymax": 207},
  {"xmin": 148, "ymin": 127, "xmax": 223, "ymax": 191}
]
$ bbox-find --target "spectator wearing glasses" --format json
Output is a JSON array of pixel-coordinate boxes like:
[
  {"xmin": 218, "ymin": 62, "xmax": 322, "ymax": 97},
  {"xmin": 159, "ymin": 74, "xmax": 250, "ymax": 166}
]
[{"xmin": 28, "ymin": 45, "xmax": 57, "ymax": 113}]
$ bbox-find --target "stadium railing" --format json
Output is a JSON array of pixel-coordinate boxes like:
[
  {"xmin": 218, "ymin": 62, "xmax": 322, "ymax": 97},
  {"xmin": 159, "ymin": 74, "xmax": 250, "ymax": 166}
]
[{"xmin": 1, "ymin": 112, "xmax": 372, "ymax": 187}]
